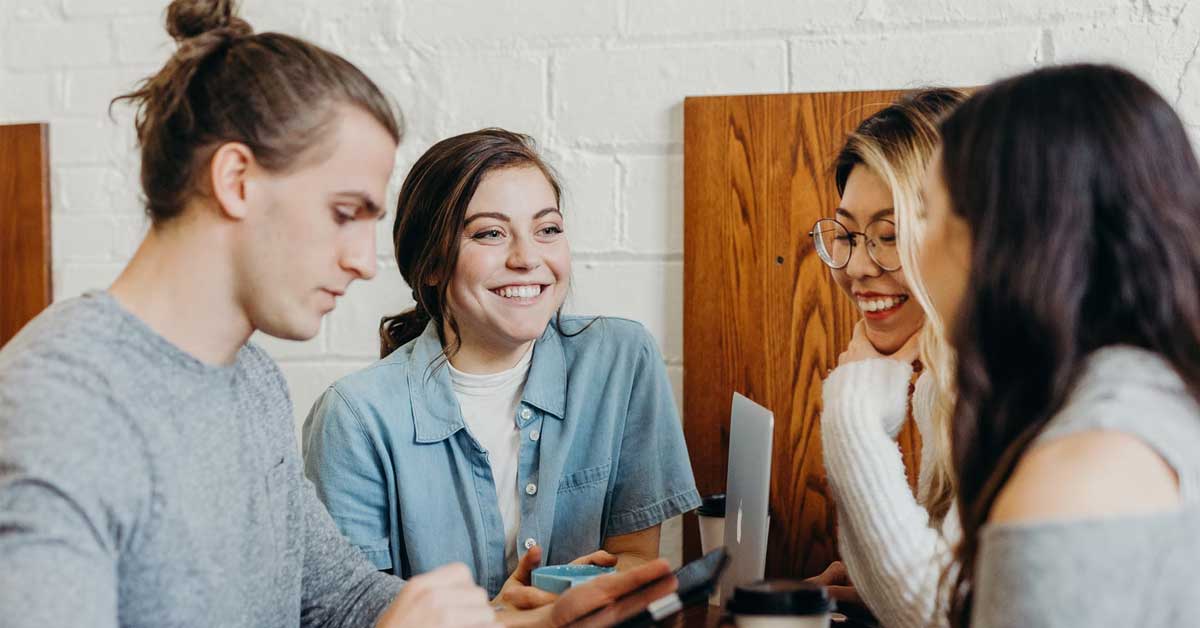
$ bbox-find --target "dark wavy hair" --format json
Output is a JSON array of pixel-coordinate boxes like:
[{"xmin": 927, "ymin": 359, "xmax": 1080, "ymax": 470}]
[{"xmin": 939, "ymin": 64, "xmax": 1200, "ymax": 625}]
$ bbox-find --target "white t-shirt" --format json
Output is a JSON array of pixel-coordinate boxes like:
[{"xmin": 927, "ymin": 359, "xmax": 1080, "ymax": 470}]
[{"xmin": 448, "ymin": 346, "xmax": 533, "ymax": 573}]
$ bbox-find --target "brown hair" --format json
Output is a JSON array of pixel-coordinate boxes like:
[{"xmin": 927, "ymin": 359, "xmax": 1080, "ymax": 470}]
[
  {"xmin": 380, "ymin": 128, "xmax": 564, "ymax": 360},
  {"xmin": 112, "ymin": 0, "xmax": 401, "ymax": 224},
  {"xmin": 939, "ymin": 65, "xmax": 1200, "ymax": 625}
]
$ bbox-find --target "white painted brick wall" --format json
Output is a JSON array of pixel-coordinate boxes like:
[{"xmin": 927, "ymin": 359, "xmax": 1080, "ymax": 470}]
[
  {"xmin": 627, "ymin": 0, "xmax": 867, "ymax": 36},
  {"xmin": 4, "ymin": 20, "xmax": 113, "ymax": 68},
  {"xmin": 622, "ymin": 154, "xmax": 683, "ymax": 255},
  {"xmin": 5, "ymin": 0, "xmax": 1199, "ymax": 570},
  {"xmin": 546, "ymin": 149, "xmax": 619, "ymax": 253},
  {"xmin": 402, "ymin": 0, "xmax": 619, "ymax": 46},
  {"xmin": 555, "ymin": 43, "xmax": 787, "ymax": 146},
  {"xmin": 411, "ymin": 51, "xmax": 548, "ymax": 139},
  {"xmin": 789, "ymin": 28, "xmax": 1043, "ymax": 91},
  {"xmin": 0, "ymin": 73, "xmax": 55, "ymax": 119}
]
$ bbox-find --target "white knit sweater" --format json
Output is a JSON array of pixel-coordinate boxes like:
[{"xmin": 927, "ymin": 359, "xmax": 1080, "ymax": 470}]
[{"xmin": 821, "ymin": 358, "xmax": 959, "ymax": 628}]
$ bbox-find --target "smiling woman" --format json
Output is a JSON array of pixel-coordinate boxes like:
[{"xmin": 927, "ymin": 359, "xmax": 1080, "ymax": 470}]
[
  {"xmin": 821, "ymin": 167, "xmax": 919, "ymax": 347},
  {"xmin": 808, "ymin": 88, "xmax": 969, "ymax": 628},
  {"xmin": 301, "ymin": 128, "xmax": 701, "ymax": 611},
  {"xmin": 444, "ymin": 165, "xmax": 571, "ymax": 368},
  {"xmin": 375, "ymin": 129, "xmax": 570, "ymax": 362}
]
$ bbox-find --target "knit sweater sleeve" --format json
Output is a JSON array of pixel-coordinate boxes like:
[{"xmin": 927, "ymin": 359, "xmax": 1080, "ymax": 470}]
[{"xmin": 821, "ymin": 359, "xmax": 953, "ymax": 628}]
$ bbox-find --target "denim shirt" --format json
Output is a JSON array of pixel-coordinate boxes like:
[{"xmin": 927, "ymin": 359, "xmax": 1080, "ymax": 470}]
[{"xmin": 302, "ymin": 316, "xmax": 701, "ymax": 597}]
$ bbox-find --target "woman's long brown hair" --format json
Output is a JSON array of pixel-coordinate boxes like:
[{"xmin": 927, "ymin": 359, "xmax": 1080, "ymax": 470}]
[{"xmin": 940, "ymin": 64, "xmax": 1200, "ymax": 625}]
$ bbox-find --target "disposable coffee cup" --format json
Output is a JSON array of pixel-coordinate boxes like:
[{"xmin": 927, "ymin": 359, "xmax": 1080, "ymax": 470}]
[
  {"xmin": 728, "ymin": 580, "xmax": 834, "ymax": 628},
  {"xmin": 696, "ymin": 493, "xmax": 726, "ymax": 605}
]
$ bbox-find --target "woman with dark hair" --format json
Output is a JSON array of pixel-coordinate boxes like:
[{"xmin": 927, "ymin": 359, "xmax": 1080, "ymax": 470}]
[
  {"xmin": 920, "ymin": 64, "xmax": 1200, "ymax": 626},
  {"xmin": 303, "ymin": 128, "xmax": 700, "ymax": 611}
]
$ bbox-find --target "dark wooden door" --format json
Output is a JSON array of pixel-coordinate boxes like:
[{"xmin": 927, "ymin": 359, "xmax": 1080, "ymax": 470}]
[
  {"xmin": 682, "ymin": 91, "xmax": 923, "ymax": 578},
  {"xmin": 1, "ymin": 123, "xmax": 52, "ymax": 347}
]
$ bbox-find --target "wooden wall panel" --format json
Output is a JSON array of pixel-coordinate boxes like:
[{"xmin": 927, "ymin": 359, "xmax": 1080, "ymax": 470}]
[
  {"xmin": 682, "ymin": 91, "xmax": 924, "ymax": 578},
  {"xmin": 0, "ymin": 123, "xmax": 52, "ymax": 348}
]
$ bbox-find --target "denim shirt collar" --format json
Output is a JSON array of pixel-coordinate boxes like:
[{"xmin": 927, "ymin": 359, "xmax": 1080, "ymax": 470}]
[{"xmin": 406, "ymin": 321, "xmax": 567, "ymax": 443}]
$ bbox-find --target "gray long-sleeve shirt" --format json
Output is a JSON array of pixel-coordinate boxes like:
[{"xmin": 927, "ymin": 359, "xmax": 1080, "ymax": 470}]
[{"xmin": 0, "ymin": 292, "xmax": 403, "ymax": 627}]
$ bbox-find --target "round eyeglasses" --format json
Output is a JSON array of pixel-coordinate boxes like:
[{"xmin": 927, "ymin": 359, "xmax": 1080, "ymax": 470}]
[{"xmin": 807, "ymin": 217, "xmax": 901, "ymax": 271}]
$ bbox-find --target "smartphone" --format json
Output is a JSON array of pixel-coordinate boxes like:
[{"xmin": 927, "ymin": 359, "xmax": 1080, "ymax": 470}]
[{"xmin": 568, "ymin": 548, "xmax": 730, "ymax": 628}]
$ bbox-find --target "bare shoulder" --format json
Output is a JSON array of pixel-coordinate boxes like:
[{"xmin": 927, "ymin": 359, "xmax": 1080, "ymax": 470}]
[{"xmin": 989, "ymin": 430, "xmax": 1181, "ymax": 525}]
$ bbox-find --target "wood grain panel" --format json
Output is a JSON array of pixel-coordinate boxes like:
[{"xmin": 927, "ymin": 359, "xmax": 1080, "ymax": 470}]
[
  {"xmin": 0, "ymin": 123, "xmax": 51, "ymax": 348},
  {"xmin": 683, "ymin": 90, "xmax": 924, "ymax": 578}
]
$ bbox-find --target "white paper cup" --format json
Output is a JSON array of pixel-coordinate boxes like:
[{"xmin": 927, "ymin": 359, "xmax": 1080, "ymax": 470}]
[
  {"xmin": 734, "ymin": 615, "xmax": 829, "ymax": 628},
  {"xmin": 697, "ymin": 513, "xmax": 725, "ymax": 605},
  {"xmin": 696, "ymin": 493, "xmax": 727, "ymax": 606},
  {"xmin": 698, "ymin": 513, "xmax": 725, "ymax": 554}
]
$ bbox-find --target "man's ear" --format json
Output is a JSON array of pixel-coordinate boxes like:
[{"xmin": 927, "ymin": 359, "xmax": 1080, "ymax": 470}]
[{"xmin": 209, "ymin": 142, "xmax": 256, "ymax": 220}]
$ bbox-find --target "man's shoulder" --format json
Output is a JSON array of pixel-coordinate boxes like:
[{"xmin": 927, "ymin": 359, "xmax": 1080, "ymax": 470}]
[
  {"xmin": 0, "ymin": 295, "xmax": 151, "ymax": 485},
  {"xmin": 0, "ymin": 294, "xmax": 129, "ymax": 401}
]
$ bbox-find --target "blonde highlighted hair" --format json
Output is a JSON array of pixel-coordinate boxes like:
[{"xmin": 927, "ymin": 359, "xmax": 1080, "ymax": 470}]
[{"xmin": 833, "ymin": 88, "xmax": 967, "ymax": 522}]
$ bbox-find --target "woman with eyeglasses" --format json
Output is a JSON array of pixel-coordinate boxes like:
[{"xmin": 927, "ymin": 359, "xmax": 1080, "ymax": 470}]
[{"xmin": 806, "ymin": 88, "xmax": 967, "ymax": 628}]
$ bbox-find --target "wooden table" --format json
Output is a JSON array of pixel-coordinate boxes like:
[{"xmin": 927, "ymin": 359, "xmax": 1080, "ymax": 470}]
[
  {"xmin": 665, "ymin": 603, "xmax": 881, "ymax": 627},
  {"xmin": 664, "ymin": 604, "xmax": 725, "ymax": 627}
]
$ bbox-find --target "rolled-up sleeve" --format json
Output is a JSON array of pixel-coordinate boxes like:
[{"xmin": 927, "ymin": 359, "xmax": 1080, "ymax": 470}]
[
  {"xmin": 302, "ymin": 386, "xmax": 394, "ymax": 571},
  {"xmin": 606, "ymin": 330, "xmax": 702, "ymax": 536}
]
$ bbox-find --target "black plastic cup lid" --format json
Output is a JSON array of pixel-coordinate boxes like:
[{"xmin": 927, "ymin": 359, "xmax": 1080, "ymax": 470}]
[
  {"xmin": 727, "ymin": 580, "xmax": 834, "ymax": 616},
  {"xmin": 697, "ymin": 493, "xmax": 726, "ymax": 517}
]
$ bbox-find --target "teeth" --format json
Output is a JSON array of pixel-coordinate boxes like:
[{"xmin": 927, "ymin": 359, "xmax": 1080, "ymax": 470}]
[
  {"xmin": 857, "ymin": 295, "xmax": 906, "ymax": 313},
  {"xmin": 495, "ymin": 285, "xmax": 542, "ymax": 299}
]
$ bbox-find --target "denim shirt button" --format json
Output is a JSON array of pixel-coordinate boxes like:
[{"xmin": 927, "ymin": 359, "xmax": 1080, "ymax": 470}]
[
  {"xmin": 524, "ymin": 537, "xmax": 537, "ymax": 549},
  {"xmin": 520, "ymin": 407, "xmax": 533, "ymax": 420},
  {"xmin": 525, "ymin": 483, "xmax": 538, "ymax": 496},
  {"xmin": 529, "ymin": 429, "xmax": 540, "ymax": 442}
]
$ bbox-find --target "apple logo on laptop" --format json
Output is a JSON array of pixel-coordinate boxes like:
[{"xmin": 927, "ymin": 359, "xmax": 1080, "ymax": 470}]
[{"xmin": 735, "ymin": 499, "xmax": 743, "ymax": 543}]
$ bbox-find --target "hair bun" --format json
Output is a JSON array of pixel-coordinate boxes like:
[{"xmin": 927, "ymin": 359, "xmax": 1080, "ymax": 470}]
[{"xmin": 166, "ymin": 0, "xmax": 251, "ymax": 43}]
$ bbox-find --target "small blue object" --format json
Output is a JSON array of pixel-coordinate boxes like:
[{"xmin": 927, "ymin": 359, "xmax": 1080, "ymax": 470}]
[{"xmin": 531, "ymin": 564, "xmax": 616, "ymax": 594}]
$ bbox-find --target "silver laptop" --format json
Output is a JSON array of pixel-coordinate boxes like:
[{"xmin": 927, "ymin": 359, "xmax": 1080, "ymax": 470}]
[{"xmin": 719, "ymin": 392, "xmax": 775, "ymax": 606}]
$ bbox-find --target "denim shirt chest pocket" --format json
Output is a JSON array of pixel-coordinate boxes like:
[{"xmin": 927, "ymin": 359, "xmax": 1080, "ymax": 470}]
[{"xmin": 551, "ymin": 461, "xmax": 611, "ymax": 556}]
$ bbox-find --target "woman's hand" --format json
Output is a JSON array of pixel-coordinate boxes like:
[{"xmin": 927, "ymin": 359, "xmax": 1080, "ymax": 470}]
[
  {"xmin": 494, "ymin": 546, "xmax": 619, "ymax": 611},
  {"xmin": 495, "ymin": 557, "xmax": 675, "ymax": 627},
  {"xmin": 805, "ymin": 560, "xmax": 862, "ymax": 605},
  {"xmin": 547, "ymin": 559, "xmax": 675, "ymax": 627},
  {"xmin": 375, "ymin": 562, "xmax": 501, "ymax": 628},
  {"xmin": 838, "ymin": 321, "xmax": 921, "ymax": 367}
]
